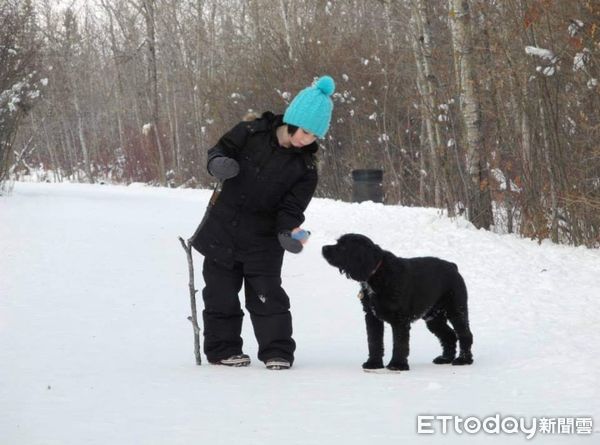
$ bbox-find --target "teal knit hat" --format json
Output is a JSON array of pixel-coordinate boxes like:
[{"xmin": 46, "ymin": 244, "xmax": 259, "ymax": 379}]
[{"xmin": 283, "ymin": 76, "xmax": 335, "ymax": 138}]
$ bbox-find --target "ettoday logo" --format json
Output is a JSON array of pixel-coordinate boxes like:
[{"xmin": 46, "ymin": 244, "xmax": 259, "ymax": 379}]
[{"xmin": 417, "ymin": 414, "xmax": 594, "ymax": 439}]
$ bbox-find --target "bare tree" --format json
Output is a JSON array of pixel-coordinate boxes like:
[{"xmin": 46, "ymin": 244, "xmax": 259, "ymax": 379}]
[
  {"xmin": 128, "ymin": 0, "xmax": 168, "ymax": 186},
  {"xmin": 410, "ymin": 0, "xmax": 444, "ymax": 207},
  {"xmin": 7, "ymin": 0, "xmax": 599, "ymax": 246},
  {"xmin": 448, "ymin": 0, "xmax": 493, "ymax": 229}
]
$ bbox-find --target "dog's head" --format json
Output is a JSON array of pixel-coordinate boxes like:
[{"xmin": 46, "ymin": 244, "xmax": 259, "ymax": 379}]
[{"xmin": 322, "ymin": 233, "xmax": 384, "ymax": 282}]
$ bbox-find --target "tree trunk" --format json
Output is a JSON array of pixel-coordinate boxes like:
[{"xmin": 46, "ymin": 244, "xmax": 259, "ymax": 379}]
[
  {"xmin": 37, "ymin": 113, "xmax": 61, "ymax": 182},
  {"xmin": 165, "ymin": 75, "xmax": 182, "ymax": 184},
  {"xmin": 382, "ymin": 0, "xmax": 395, "ymax": 53},
  {"xmin": 418, "ymin": 115, "xmax": 427, "ymax": 203},
  {"xmin": 60, "ymin": 120, "xmax": 75, "ymax": 181},
  {"xmin": 102, "ymin": 0, "xmax": 127, "ymax": 172},
  {"xmin": 73, "ymin": 92, "xmax": 94, "ymax": 184},
  {"xmin": 410, "ymin": 0, "xmax": 442, "ymax": 207},
  {"xmin": 448, "ymin": 0, "xmax": 492, "ymax": 229},
  {"xmin": 141, "ymin": 0, "xmax": 167, "ymax": 186},
  {"xmin": 539, "ymin": 100, "xmax": 559, "ymax": 243},
  {"xmin": 278, "ymin": 0, "xmax": 294, "ymax": 62}
]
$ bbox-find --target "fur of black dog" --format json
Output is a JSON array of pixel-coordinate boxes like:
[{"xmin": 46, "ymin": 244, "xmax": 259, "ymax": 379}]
[{"xmin": 322, "ymin": 234, "xmax": 473, "ymax": 372}]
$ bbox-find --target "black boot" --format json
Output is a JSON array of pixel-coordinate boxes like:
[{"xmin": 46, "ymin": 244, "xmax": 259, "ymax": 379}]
[{"xmin": 362, "ymin": 357, "xmax": 384, "ymax": 371}]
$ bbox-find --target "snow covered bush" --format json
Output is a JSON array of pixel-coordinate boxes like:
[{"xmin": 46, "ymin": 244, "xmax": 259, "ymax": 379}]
[{"xmin": 0, "ymin": 0, "xmax": 45, "ymax": 190}]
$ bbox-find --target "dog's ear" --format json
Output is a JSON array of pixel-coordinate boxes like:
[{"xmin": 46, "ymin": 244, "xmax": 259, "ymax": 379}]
[{"xmin": 345, "ymin": 239, "xmax": 383, "ymax": 282}]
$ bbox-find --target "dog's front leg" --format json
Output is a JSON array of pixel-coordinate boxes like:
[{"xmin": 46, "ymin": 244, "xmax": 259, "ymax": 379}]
[
  {"xmin": 361, "ymin": 299, "xmax": 384, "ymax": 370},
  {"xmin": 388, "ymin": 321, "xmax": 411, "ymax": 371}
]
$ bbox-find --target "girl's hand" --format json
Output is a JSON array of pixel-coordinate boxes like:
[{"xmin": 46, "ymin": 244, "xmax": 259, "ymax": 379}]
[
  {"xmin": 291, "ymin": 228, "xmax": 311, "ymax": 244},
  {"xmin": 278, "ymin": 228, "xmax": 311, "ymax": 254}
]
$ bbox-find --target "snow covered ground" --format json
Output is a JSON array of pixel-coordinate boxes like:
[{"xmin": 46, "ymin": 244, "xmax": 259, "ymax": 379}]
[{"xmin": 1, "ymin": 182, "xmax": 599, "ymax": 444}]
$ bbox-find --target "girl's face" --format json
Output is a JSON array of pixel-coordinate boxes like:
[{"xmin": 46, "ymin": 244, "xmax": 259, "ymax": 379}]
[{"xmin": 290, "ymin": 128, "xmax": 317, "ymax": 148}]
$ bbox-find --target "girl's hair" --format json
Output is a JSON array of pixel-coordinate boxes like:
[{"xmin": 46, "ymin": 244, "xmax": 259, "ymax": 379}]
[
  {"xmin": 242, "ymin": 111, "xmax": 260, "ymax": 121},
  {"xmin": 244, "ymin": 112, "xmax": 298, "ymax": 136}
]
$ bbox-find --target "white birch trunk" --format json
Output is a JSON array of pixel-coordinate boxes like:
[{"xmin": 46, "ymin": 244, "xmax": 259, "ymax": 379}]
[
  {"xmin": 410, "ymin": 1, "xmax": 442, "ymax": 206},
  {"xmin": 73, "ymin": 92, "xmax": 94, "ymax": 184},
  {"xmin": 278, "ymin": 0, "xmax": 294, "ymax": 62},
  {"xmin": 448, "ymin": 0, "xmax": 492, "ymax": 229}
]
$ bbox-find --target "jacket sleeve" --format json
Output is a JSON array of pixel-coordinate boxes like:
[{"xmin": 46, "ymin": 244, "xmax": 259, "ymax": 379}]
[
  {"xmin": 206, "ymin": 121, "xmax": 249, "ymax": 171},
  {"xmin": 276, "ymin": 166, "xmax": 318, "ymax": 232}
]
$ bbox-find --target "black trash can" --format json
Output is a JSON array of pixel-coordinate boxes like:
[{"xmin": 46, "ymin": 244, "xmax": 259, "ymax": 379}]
[{"xmin": 351, "ymin": 169, "xmax": 383, "ymax": 203}]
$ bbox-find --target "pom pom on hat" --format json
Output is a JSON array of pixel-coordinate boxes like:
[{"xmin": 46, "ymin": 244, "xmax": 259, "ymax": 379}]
[
  {"xmin": 315, "ymin": 75, "xmax": 335, "ymax": 96},
  {"xmin": 283, "ymin": 75, "xmax": 335, "ymax": 138}
]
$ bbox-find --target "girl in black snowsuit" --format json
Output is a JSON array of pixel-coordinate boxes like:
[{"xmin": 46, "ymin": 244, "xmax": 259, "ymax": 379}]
[{"xmin": 191, "ymin": 76, "xmax": 335, "ymax": 370}]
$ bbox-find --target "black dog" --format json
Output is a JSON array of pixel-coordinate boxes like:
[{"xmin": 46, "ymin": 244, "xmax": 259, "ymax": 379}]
[{"xmin": 322, "ymin": 234, "xmax": 473, "ymax": 372}]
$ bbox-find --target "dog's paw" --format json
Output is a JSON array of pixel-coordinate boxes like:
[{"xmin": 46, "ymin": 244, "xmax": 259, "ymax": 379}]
[
  {"xmin": 433, "ymin": 354, "xmax": 455, "ymax": 364},
  {"xmin": 451, "ymin": 353, "xmax": 473, "ymax": 366},
  {"xmin": 362, "ymin": 359, "xmax": 384, "ymax": 370},
  {"xmin": 386, "ymin": 361, "xmax": 409, "ymax": 371}
]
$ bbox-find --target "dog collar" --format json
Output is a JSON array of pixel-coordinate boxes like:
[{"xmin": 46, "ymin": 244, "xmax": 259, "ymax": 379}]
[
  {"xmin": 370, "ymin": 260, "xmax": 383, "ymax": 277},
  {"xmin": 358, "ymin": 261, "xmax": 383, "ymax": 300}
]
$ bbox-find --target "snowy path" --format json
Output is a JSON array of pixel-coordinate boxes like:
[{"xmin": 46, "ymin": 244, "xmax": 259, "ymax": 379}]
[{"xmin": 1, "ymin": 182, "xmax": 598, "ymax": 444}]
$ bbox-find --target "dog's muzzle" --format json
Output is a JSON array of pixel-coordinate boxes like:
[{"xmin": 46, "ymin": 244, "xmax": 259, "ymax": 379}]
[{"xmin": 321, "ymin": 245, "xmax": 334, "ymax": 261}]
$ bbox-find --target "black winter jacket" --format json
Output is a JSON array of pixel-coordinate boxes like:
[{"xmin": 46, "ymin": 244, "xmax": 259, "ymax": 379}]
[{"xmin": 190, "ymin": 112, "xmax": 318, "ymax": 273}]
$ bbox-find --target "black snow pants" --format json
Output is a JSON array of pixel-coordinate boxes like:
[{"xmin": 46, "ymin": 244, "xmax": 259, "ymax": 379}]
[{"xmin": 202, "ymin": 257, "xmax": 296, "ymax": 364}]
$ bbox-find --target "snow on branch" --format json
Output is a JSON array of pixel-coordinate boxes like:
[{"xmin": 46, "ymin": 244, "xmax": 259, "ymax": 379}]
[{"xmin": 525, "ymin": 46, "xmax": 555, "ymax": 61}]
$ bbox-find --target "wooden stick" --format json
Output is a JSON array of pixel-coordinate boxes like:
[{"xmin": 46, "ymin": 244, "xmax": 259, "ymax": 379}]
[{"xmin": 178, "ymin": 236, "xmax": 201, "ymax": 365}]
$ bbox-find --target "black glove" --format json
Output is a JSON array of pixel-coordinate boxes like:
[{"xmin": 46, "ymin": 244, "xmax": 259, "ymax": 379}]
[
  {"xmin": 278, "ymin": 231, "xmax": 304, "ymax": 254},
  {"xmin": 208, "ymin": 156, "xmax": 240, "ymax": 180}
]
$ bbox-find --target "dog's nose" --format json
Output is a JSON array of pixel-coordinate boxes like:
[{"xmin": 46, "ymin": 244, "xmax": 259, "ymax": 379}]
[{"xmin": 322, "ymin": 245, "xmax": 331, "ymax": 256}]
